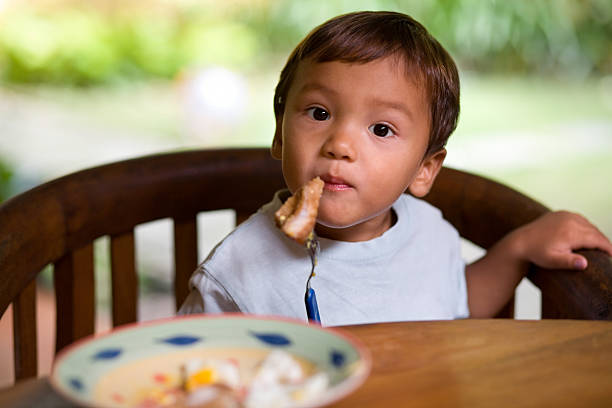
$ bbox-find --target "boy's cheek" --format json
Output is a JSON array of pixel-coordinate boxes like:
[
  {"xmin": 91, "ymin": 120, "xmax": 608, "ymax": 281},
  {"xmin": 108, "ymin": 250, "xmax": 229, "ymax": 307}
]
[
  {"xmin": 281, "ymin": 165, "xmax": 308, "ymax": 195},
  {"xmin": 282, "ymin": 150, "xmax": 315, "ymax": 181}
]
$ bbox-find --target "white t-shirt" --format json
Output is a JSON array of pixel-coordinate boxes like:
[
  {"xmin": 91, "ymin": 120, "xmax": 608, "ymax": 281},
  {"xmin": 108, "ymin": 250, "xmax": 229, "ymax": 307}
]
[{"xmin": 179, "ymin": 192, "xmax": 469, "ymax": 326}]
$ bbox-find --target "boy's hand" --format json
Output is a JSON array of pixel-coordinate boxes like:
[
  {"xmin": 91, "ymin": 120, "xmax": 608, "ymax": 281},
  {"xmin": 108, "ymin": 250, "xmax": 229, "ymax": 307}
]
[
  {"xmin": 466, "ymin": 210, "xmax": 612, "ymax": 318},
  {"xmin": 513, "ymin": 211, "xmax": 612, "ymax": 270}
]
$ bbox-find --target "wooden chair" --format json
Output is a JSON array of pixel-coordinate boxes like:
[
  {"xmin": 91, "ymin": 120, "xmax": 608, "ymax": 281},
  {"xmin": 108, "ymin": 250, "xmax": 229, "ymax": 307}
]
[{"xmin": 1, "ymin": 147, "xmax": 611, "ymax": 384}]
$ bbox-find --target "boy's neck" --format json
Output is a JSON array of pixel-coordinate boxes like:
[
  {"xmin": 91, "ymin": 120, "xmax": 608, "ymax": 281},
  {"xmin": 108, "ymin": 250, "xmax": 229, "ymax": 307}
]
[{"xmin": 315, "ymin": 209, "xmax": 396, "ymax": 242}]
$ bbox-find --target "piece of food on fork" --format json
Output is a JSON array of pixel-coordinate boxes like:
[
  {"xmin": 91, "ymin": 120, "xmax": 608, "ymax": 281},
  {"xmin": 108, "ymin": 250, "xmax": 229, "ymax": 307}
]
[{"xmin": 275, "ymin": 176, "xmax": 324, "ymax": 244}]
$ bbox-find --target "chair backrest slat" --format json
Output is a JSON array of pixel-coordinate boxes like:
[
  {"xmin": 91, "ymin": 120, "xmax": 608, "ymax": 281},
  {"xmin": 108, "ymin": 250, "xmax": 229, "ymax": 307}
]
[
  {"xmin": 495, "ymin": 299, "xmax": 515, "ymax": 318},
  {"xmin": 12, "ymin": 280, "xmax": 37, "ymax": 381},
  {"xmin": 110, "ymin": 231, "xmax": 138, "ymax": 327},
  {"xmin": 54, "ymin": 244, "xmax": 95, "ymax": 353},
  {"xmin": 173, "ymin": 217, "xmax": 198, "ymax": 311},
  {"xmin": 236, "ymin": 210, "xmax": 251, "ymax": 226}
]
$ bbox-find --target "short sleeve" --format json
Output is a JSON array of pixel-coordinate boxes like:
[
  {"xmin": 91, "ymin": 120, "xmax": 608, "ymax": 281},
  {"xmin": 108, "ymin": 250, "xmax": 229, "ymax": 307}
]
[
  {"xmin": 177, "ymin": 267, "xmax": 241, "ymax": 315},
  {"xmin": 452, "ymin": 233, "xmax": 470, "ymax": 318},
  {"xmin": 455, "ymin": 259, "xmax": 470, "ymax": 318}
]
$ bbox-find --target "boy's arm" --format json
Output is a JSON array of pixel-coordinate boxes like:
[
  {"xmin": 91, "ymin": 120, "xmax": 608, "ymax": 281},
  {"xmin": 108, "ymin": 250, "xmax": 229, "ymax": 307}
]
[
  {"xmin": 177, "ymin": 268, "xmax": 241, "ymax": 315},
  {"xmin": 465, "ymin": 211, "xmax": 612, "ymax": 318}
]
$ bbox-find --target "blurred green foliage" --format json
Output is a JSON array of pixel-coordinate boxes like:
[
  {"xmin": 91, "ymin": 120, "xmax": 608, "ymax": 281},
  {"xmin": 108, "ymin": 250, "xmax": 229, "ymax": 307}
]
[
  {"xmin": 0, "ymin": 0, "xmax": 610, "ymax": 86},
  {"xmin": 0, "ymin": 157, "xmax": 13, "ymax": 203}
]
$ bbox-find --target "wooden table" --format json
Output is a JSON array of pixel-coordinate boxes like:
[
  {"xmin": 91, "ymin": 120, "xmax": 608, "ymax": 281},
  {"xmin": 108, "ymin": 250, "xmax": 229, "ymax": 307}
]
[
  {"xmin": 1, "ymin": 319, "xmax": 611, "ymax": 407},
  {"xmin": 332, "ymin": 319, "xmax": 612, "ymax": 407}
]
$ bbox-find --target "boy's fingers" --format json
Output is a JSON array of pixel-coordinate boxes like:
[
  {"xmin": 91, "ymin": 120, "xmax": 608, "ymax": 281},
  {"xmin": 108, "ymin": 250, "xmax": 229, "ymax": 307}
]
[
  {"xmin": 571, "ymin": 255, "xmax": 588, "ymax": 270},
  {"xmin": 544, "ymin": 252, "xmax": 587, "ymax": 270}
]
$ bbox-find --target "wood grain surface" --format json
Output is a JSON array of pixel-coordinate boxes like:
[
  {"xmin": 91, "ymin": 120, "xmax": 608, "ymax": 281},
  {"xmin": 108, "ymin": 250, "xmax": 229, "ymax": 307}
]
[{"xmin": 331, "ymin": 319, "xmax": 612, "ymax": 407}]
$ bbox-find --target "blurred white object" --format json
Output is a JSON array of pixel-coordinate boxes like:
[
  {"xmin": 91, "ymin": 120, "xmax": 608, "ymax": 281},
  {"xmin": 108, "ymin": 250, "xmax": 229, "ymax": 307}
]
[
  {"xmin": 251, "ymin": 350, "xmax": 304, "ymax": 388},
  {"xmin": 179, "ymin": 66, "xmax": 248, "ymax": 142},
  {"xmin": 245, "ymin": 350, "xmax": 329, "ymax": 408}
]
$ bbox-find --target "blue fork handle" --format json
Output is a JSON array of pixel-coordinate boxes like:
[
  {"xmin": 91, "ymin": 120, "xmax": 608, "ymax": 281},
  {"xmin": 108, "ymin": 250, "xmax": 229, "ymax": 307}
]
[{"xmin": 305, "ymin": 287, "xmax": 321, "ymax": 324}]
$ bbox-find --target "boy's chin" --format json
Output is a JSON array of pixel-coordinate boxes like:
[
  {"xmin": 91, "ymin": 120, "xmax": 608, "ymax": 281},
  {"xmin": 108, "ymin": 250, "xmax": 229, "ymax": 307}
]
[
  {"xmin": 314, "ymin": 208, "xmax": 395, "ymax": 241},
  {"xmin": 314, "ymin": 218, "xmax": 363, "ymax": 235},
  {"xmin": 315, "ymin": 221, "xmax": 347, "ymax": 230},
  {"xmin": 315, "ymin": 214, "xmax": 357, "ymax": 230},
  {"xmin": 314, "ymin": 220, "xmax": 383, "ymax": 242}
]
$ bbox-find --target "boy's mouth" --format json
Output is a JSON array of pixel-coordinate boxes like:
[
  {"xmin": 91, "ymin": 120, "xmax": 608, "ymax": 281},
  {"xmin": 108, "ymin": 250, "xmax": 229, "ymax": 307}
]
[{"xmin": 320, "ymin": 174, "xmax": 353, "ymax": 191}]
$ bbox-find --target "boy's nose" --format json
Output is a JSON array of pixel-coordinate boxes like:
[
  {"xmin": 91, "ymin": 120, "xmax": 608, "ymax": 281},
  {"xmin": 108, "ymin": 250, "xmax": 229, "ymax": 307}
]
[{"xmin": 321, "ymin": 126, "xmax": 357, "ymax": 161}]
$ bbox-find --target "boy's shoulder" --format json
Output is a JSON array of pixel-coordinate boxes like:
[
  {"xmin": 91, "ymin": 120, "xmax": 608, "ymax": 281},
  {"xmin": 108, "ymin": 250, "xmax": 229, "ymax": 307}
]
[
  {"xmin": 396, "ymin": 193, "xmax": 457, "ymax": 235},
  {"xmin": 391, "ymin": 194, "xmax": 460, "ymax": 252},
  {"xmin": 397, "ymin": 193, "xmax": 441, "ymax": 214}
]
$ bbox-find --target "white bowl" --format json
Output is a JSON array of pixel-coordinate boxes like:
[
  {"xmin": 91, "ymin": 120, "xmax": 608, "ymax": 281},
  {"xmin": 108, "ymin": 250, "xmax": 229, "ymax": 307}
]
[{"xmin": 51, "ymin": 314, "xmax": 371, "ymax": 407}]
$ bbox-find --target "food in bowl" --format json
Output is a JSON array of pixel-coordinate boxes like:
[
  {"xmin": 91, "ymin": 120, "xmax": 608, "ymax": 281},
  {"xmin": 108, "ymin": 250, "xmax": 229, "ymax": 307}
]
[{"xmin": 127, "ymin": 349, "xmax": 329, "ymax": 408}]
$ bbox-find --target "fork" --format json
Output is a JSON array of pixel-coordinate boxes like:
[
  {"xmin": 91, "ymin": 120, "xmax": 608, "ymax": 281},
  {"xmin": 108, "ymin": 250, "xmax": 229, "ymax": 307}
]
[{"xmin": 305, "ymin": 235, "xmax": 321, "ymax": 324}]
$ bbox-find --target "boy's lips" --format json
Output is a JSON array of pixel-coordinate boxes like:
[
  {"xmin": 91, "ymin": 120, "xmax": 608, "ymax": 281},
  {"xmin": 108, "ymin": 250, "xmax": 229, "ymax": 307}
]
[{"xmin": 320, "ymin": 174, "xmax": 353, "ymax": 191}]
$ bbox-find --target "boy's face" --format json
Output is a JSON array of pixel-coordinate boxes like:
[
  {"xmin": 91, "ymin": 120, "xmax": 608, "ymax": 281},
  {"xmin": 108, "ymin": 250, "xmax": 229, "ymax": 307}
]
[{"xmin": 272, "ymin": 57, "xmax": 446, "ymax": 241}]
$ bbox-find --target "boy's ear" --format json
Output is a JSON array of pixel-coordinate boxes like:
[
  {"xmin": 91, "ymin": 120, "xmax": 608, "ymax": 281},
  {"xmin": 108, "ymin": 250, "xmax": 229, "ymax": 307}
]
[
  {"xmin": 270, "ymin": 115, "xmax": 283, "ymax": 160},
  {"xmin": 408, "ymin": 148, "xmax": 447, "ymax": 197}
]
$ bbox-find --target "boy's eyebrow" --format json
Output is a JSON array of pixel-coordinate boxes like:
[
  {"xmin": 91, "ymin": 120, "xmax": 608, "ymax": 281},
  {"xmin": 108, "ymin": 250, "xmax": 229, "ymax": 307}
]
[
  {"xmin": 298, "ymin": 82, "xmax": 339, "ymax": 96},
  {"xmin": 370, "ymin": 98, "xmax": 415, "ymax": 120}
]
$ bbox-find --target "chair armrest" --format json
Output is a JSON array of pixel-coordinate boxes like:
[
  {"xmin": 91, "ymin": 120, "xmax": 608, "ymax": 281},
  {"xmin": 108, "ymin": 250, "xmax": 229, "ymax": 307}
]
[{"xmin": 528, "ymin": 250, "xmax": 612, "ymax": 320}]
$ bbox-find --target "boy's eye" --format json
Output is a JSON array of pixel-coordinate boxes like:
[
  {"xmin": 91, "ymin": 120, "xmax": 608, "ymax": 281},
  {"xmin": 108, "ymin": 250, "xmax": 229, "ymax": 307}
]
[
  {"xmin": 369, "ymin": 123, "xmax": 394, "ymax": 137},
  {"xmin": 307, "ymin": 107, "xmax": 330, "ymax": 121}
]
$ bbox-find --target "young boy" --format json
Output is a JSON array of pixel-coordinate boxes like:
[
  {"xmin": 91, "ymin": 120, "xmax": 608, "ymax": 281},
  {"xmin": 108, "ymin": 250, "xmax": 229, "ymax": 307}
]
[{"xmin": 179, "ymin": 11, "xmax": 612, "ymax": 324}]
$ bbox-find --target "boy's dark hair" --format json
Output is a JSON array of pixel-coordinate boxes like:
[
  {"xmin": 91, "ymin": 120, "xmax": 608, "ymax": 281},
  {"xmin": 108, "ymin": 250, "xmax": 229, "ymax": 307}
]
[{"xmin": 273, "ymin": 11, "xmax": 460, "ymax": 157}]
